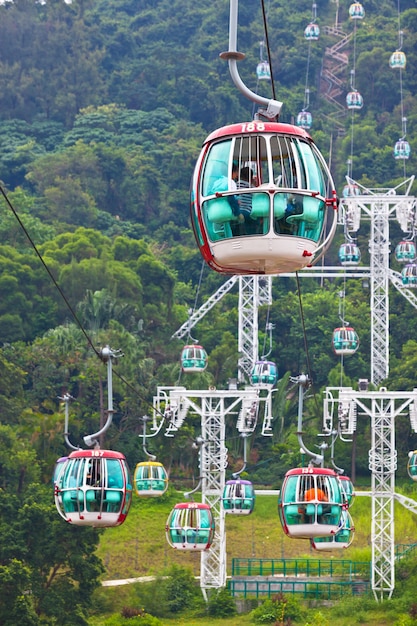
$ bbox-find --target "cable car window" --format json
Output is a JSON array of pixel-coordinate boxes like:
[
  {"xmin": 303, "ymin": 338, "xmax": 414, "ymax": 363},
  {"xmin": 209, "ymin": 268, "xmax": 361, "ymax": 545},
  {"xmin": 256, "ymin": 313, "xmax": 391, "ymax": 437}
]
[
  {"xmin": 202, "ymin": 140, "xmax": 233, "ymax": 196},
  {"xmin": 231, "ymin": 134, "xmax": 268, "ymax": 185},
  {"xmin": 270, "ymin": 135, "xmax": 297, "ymax": 188},
  {"xmin": 296, "ymin": 141, "xmax": 326, "ymax": 194}
]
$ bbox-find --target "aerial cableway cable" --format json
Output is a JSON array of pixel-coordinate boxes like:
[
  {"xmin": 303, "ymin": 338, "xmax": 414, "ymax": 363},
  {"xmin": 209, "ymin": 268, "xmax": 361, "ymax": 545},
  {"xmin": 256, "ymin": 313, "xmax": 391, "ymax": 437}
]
[{"xmin": 0, "ymin": 184, "xmax": 165, "ymax": 417}]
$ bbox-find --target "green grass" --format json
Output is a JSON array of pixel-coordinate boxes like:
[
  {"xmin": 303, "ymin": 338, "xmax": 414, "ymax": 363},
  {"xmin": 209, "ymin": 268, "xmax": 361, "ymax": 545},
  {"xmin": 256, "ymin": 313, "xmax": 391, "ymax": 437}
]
[
  {"xmin": 98, "ymin": 488, "xmax": 417, "ymax": 581},
  {"xmin": 92, "ymin": 487, "xmax": 417, "ymax": 625}
]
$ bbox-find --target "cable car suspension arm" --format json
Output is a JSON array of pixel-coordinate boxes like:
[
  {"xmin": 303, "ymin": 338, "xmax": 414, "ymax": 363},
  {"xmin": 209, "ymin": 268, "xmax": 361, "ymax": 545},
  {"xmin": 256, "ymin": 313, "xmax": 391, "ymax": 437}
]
[{"xmin": 219, "ymin": 0, "xmax": 282, "ymax": 119}]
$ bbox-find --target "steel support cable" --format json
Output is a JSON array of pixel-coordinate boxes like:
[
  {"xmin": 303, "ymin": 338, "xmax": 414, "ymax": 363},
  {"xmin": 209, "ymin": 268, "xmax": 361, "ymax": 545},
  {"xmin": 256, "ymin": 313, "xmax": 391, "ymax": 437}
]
[
  {"xmin": 260, "ymin": 0, "xmax": 276, "ymax": 101},
  {"xmin": 0, "ymin": 184, "xmax": 165, "ymax": 417}
]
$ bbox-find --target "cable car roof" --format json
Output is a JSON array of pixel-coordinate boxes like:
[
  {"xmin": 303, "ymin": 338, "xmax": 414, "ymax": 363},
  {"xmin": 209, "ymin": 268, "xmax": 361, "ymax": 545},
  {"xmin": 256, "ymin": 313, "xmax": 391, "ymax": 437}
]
[
  {"xmin": 67, "ymin": 449, "xmax": 126, "ymax": 460},
  {"xmin": 203, "ymin": 122, "xmax": 312, "ymax": 144}
]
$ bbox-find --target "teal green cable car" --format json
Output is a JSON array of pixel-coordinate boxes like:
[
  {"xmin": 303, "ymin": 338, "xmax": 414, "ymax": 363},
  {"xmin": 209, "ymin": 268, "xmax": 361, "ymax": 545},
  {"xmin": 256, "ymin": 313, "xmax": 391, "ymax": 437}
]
[
  {"xmin": 166, "ymin": 502, "xmax": 215, "ymax": 551},
  {"xmin": 222, "ymin": 479, "xmax": 255, "ymax": 515},
  {"xmin": 181, "ymin": 344, "xmax": 208, "ymax": 373}
]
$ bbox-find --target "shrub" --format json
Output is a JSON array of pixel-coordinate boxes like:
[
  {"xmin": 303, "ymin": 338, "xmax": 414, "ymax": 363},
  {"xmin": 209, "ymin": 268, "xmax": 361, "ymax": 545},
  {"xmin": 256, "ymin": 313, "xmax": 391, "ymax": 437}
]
[
  {"xmin": 207, "ymin": 587, "xmax": 237, "ymax": 618},
  {"xmin": 250, "ymin": 594, "xmax": 305, "ymax": 624}
]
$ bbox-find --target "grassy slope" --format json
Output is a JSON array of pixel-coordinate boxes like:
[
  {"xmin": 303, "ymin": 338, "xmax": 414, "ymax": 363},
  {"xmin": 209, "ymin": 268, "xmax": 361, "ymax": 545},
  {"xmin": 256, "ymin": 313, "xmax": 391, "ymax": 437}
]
[
  {"xmin": 92, "ymin": 488, "xmax": 417, "ymax": 624},
  {"xmin": 97, "ymin": 488, "xmax": 417, "ymax": 581}
]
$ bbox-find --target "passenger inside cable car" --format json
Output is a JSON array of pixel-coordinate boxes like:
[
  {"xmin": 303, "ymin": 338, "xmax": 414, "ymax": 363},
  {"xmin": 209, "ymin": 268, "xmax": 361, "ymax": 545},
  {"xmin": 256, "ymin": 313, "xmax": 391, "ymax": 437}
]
[
  {"xmin": 190, "ymin": 122, "xmax": 338, "ymax": 275},
  {"xmin": 166, "ymin": 502, "xmax": 215, "ymax": 551},
  {"xmin": 278, "ymin": 468, "xmax": 343, "ymax": 539},
  {"xmin": 54, "ymin": 450, "xmax": 132, "ymax": 527}
]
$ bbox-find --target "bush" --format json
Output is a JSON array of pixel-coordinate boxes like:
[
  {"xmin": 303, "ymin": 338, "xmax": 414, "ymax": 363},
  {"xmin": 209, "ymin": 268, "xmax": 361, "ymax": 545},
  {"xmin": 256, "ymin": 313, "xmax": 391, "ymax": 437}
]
[
  {"xmin": 250, "ymin": 594, "xmax": 305, "ymax": 624},
  {"xmin": 207, "ymin": 587, "xmax": 237, "ymax": 618}
]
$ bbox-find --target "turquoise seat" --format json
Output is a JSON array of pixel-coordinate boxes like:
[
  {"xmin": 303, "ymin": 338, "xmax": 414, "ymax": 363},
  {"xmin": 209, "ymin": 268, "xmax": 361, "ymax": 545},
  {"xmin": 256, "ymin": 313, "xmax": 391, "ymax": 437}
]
[
  {"xmin": 250, "ymin": 193, "xmax": 270, "ymax": 234},
  {"xmin": 273, "ymin": 194, "xmax": 287, "ymax": 219},
  {"xmin": 286, "ymin": 196, "xmax": 322, "ymax": 237},
  {"xmin": 205, "ymin": 198, "xmax": 234, "ymax": 241}
]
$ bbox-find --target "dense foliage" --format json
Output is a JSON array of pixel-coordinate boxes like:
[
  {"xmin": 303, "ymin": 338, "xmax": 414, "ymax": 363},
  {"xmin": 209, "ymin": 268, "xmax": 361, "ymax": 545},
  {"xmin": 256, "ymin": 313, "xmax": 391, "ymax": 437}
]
[{"xmin": 1, "ymin": 0, "xmax": 417, "ymax": 623}]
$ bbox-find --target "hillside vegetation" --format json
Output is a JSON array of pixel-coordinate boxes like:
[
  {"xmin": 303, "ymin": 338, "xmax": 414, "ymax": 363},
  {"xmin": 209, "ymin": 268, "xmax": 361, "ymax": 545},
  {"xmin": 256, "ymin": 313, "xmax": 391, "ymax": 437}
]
[{"xmin": 1, "ymin": 1, "xmax": 417, "ymax": 624}]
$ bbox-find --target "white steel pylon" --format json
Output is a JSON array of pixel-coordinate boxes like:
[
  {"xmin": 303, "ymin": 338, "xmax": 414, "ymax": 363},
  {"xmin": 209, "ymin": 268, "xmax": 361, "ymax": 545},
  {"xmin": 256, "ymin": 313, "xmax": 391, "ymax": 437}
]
[
  {"xmin": 339, "ymin": 176, "xmax": 416, "ymax": 385},
  {"xmin": 155, "ymin": 385, "xmax": 269, "ymax": 599},
  {"xmin": 324, "ymin": 386, "xmax": 417, "ymax": 601},
  {"xmin": 238, "ymin": 276, "xmax": 272, "ymax": 382}
]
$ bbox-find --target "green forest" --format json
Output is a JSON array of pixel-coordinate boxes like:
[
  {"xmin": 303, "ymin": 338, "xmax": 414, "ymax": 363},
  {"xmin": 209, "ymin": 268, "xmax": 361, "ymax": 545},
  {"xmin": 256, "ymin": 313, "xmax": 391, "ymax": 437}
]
[{"xmin": 1, "ymin": 0, "xmax": 417, "ymax": 624}]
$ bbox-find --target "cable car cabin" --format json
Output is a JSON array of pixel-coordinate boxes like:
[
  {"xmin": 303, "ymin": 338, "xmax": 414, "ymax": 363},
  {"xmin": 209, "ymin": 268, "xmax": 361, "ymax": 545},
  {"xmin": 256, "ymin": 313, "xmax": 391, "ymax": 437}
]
[
  {"xmin": 190, "ymin": 122, "xmax": 338, "ymax": 275},
  {"xmin": 332, "ymin": 327, "xmax": 359, "ymax": 356},
  {"xmin": 52, "ymin": 456, "xmax": 68, "ymax": 484},
  {"xmin": 339, "ymin": 475, "xmax": 355, "ymax": 507},
  {"xmin": 310, "ymin": 510, "xmax": 355, "ymax": 551},
  {"xmin": 390, "ymin": 50, "xmax": 406, "ymax": 70},
  {"xmin": 256, "ymin": 61, "xmax": 271, "ymax": 81},
  {"xmin": 346, "ymin": 91, "xmax": 363, "ymax": 110},
  {"xmin": 349, "ymin": 2, "xmax": 365, "ymax": 19},
  {"xmin": 134, "ymin": 461, "xmax": 168, "ymax": 497},
  {"xmin": 181, "ymin": 344, "xmax": 208, "ymax": 372},
  {"xmin": 278, "ymin": 468, "xmax": 343, "ymax": 539},
  {"xmin": 338, "ymin": 242, "xmax": 361, "ymax": 266},
  {"xmin": 54, "ymin": 449, "xmax": 132, "ymax": 527},
  {"xmin": 342, "ymin": 183, "xmax": 360, "ymax": 198},
  {"xmin": 250, "ymin": 360, "xmax": 278, "ymax": 387},
  {"xmin": 223, "ymin": 479, "xmax": 255, "ymax": 515},
  {"xmin": 166, "ymin": 502, "xmax": 215, "ymax": 551},
  {"xmin": 407, "ymin": 451, "xmax": 417, "ymax": 481},
  {"xmin": 395, "ymin": 241, "xmax": 416, "ymax": 264},
  {"xmin": 401, "ymin": 264, "xmax": 417, "ymax": 287},
  {"xmin": 296, "ymin": 111, "xmax": 312, "ymax": 131},
  {"xmin": 304, "ymin": 23, "xmax": 320, "ymax": 41},
  {"xmin": 394, "ymin": 140, "xmax": 411, "ymax": 160}
]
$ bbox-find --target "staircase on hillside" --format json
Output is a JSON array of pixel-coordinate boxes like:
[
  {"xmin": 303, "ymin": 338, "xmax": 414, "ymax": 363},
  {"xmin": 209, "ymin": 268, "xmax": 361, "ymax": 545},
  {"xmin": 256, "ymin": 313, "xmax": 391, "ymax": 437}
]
[{"xmin": 320, "ymin": 26, "xmax": 352, "ymax": 133}]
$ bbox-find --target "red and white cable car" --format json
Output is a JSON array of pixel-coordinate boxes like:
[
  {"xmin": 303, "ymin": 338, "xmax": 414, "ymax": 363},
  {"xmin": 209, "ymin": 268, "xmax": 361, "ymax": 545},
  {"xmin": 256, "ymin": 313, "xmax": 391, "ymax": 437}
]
[
  {"xmin": 278, "ymin": 467, "xmax": 343, "ymax": 539},
  {"xmin": 166, "ymin": 502, "xmax": 215, "ymax": 551},
  {"xmin": 54, "ymin": 449, "xmax": 132, "ymax": 527},
  {"xmin": 190, "ymin": 122, "xmax": 338, "ymax": 275}
]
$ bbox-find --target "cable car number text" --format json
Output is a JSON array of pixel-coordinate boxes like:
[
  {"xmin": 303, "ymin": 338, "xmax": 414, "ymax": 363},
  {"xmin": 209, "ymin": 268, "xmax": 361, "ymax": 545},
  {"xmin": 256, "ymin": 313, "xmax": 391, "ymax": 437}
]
[{"xmin": 240, "ymin": 122, "xmax": 265, "ymax": 133}]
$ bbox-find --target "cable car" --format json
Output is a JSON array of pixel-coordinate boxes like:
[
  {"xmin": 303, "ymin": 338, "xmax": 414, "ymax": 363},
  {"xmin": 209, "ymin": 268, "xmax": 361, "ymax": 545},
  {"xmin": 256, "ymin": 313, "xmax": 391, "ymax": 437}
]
[
  {"xmin": 304, "ymin": 23, "xmax": 320, "ymax": 41},
  {"xmin": 394, "ymin": 140, "xmax": 410, "ymax": 160},
  {"xmin": 166, "ymin": 502, "xmax": 215, "ymax": 551},
  {"xmin": 133, "ymin": 461, "xmax": 168, "ymax": 497},
  {"xmin": 52, "ymin": 456, "xmax": 68, "ymax": 484},
  {"xmin": 332, "ymin": 327, "xmax": 359, "ymax": 356},
  {"xmin": 401, "ymin": 264, "xmax": 417, "ymax": 287},
  {"xmin": 390, "ymin": 50, "xmax": 406, "ymax": 70},
  {"xmin": 310, "ymin": 510, "xmax": 355, "ymax": 551},
  {"xmin": 395, "ymin": 241, "xmax": 416, "ymax": 264},
  {"xmin": 278, "ymin": 467, "xmax": 343, "ymax": 539},
  {"xmin": 250, "ymin": 360, "xmax": 278, "ymax": 386},
  {"xmin": 407, "ymin": 450, "xmax": 417, "ymax": 481},
  {"xmin": 349, "ymin": 2, "xmax": 365, "ymax": 19},
  {"xmin": 256, "ymin": 60, "xmax": 271, "ymax": 81},
  {"xmin": 339, "ymin": 475, "xmax": 355, "ymax": 507},
  {"xmin": 296, "ymin": 110, "xmax": 312, "ymax": 130},
  {"xmin": 338, "ymin": 242, "xmax": 361, "ymax": 266},
  {"xmin": 342, "ymin": 182, "xmax": 360, "ymax": 198},
  {"xmin": 223, "ymin": 479, "xmax": 255, "ymax": 515},
  {"xmin": 346, "ymin": 91, "xmax": 363, "ymax": 110},
  {"xmin": 54, "ymin": 449, "xmax": 132, "ymax": 527},
  {"xmin": 181, "ymin": 344, "xmax": 208, "ymax": 372},
  {"xmin": 190, "ymin": 122, "xmax": 338, "ymax": 275}
]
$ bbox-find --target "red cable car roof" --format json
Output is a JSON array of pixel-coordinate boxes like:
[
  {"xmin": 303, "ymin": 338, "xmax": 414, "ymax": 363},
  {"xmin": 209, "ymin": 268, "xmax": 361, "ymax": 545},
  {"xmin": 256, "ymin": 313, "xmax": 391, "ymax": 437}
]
[
  {"xmin": 68, "ymin": 449, "xmax": 127, "ymax": 460},
  {"xmin": 172, "ymin": 502, "xmax": 211, "ymax": 510},
  {"xmin": 285, "ymin": 467, "xmax": 339, "ymax": 477},
  {"xmin": 204, "ymin": 122, "xmax": 312, "ymax": 144}
]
